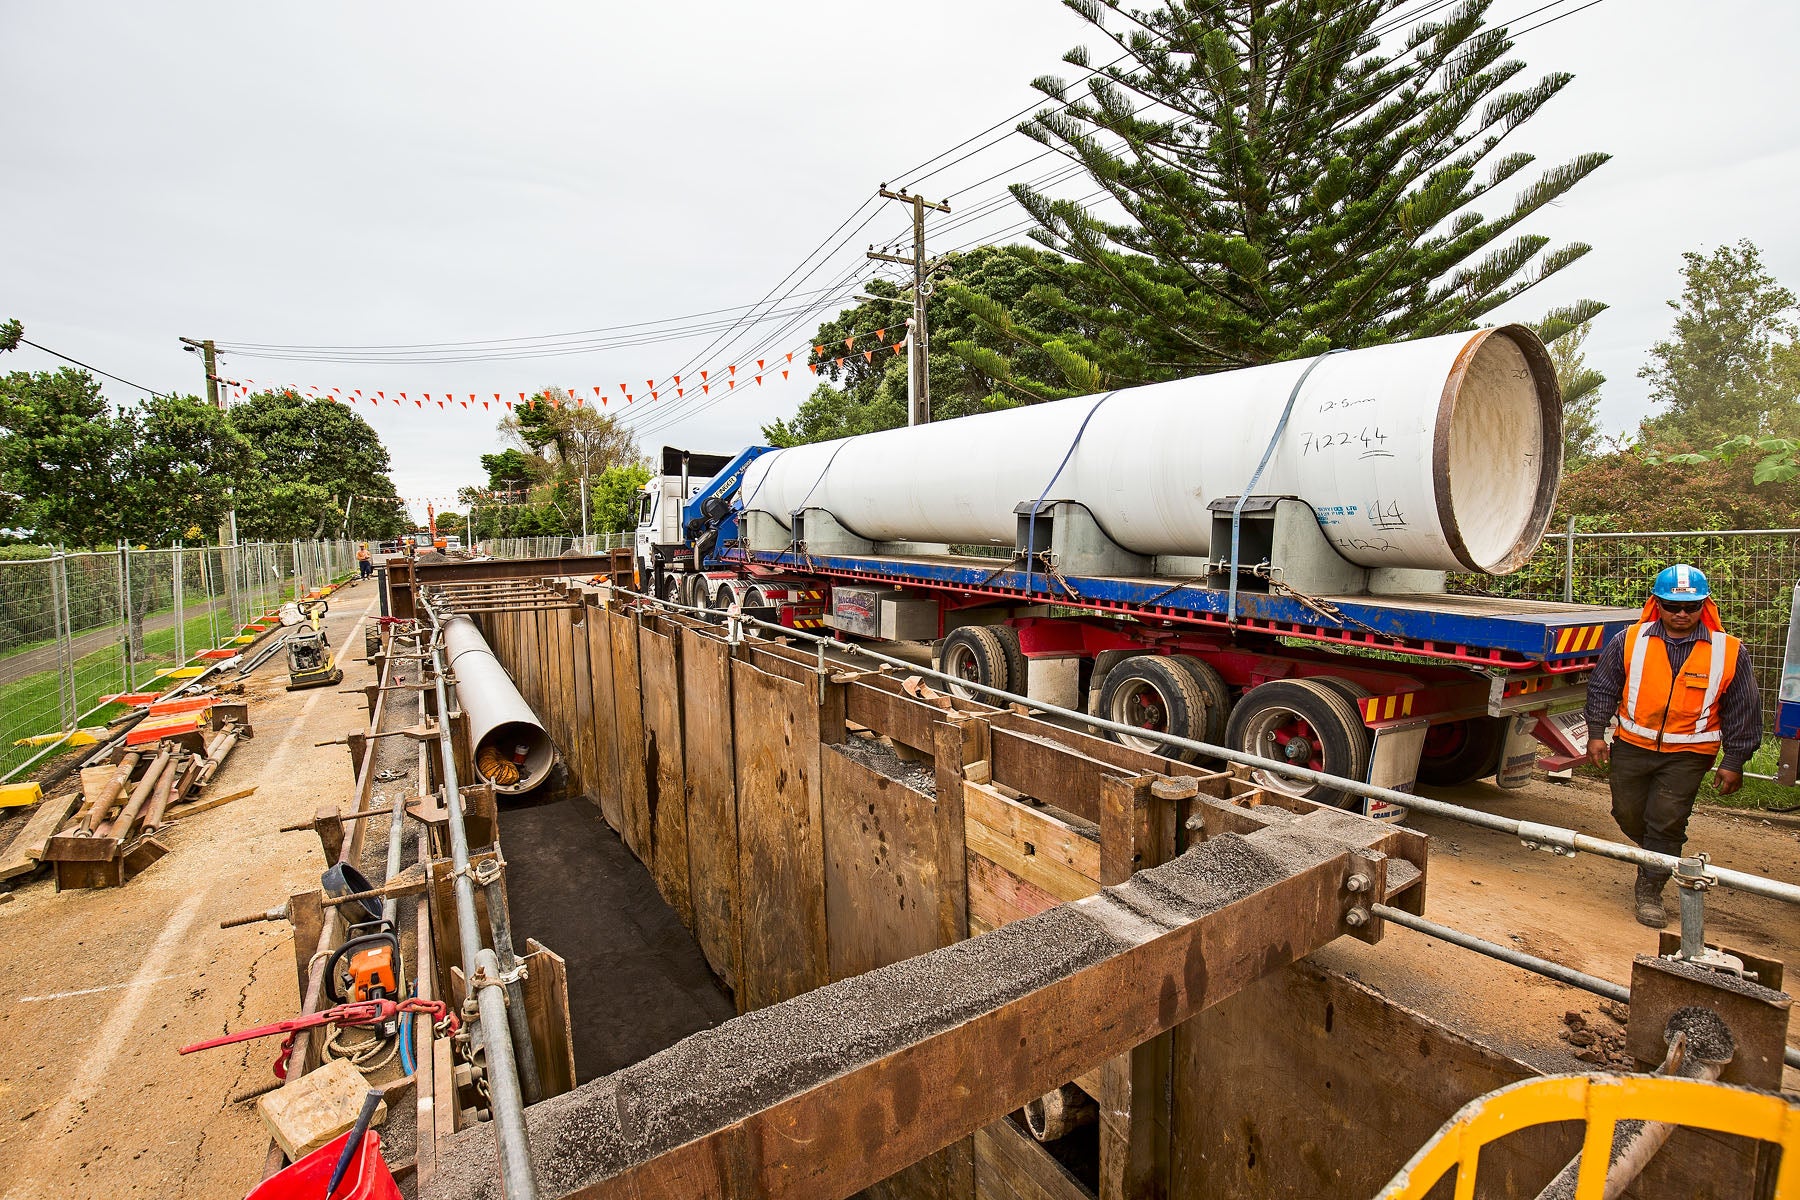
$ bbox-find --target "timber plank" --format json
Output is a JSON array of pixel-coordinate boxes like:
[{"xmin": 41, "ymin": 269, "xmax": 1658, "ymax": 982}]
[
  {"xmin": 967, "ymin": 854, "xmax": 1062, "ymax": 930},
  {"xmin": 638, "ymin": 623, "xmax": 693, "ymax": 925},
  {"xmin": 609, "ymin": 607, "xmax": 651, "ymax": 861},
  {"xmin": 965, "ymin": 781, "xmax": 1100, "ymax": 883},
  {"xmin": 976, "ymin": 1116, "xmax": 1095, "ymax": 1200},
  {"xmin": 588, "ymin": 598, "xmax": 622, "ymax": 831},
  {"xmin": 965, "ymin": 821, "xmax": 1096, "ymax": 906},
  {"xmin": 821, "ymin": 745, "xmax": 941, "ymax": 982},
  {"xmin": 570, "ymin": 603, "xmax": 595, "ymax": 799},
  {"xmin": 0, "ymin": 789, "xmax": 81, "ymax": 881},
  {"xmin": 680, "ymin": 624, "xmax": 742, "ymax": 991},
  {"xmin": 987, "ymin": 728, "xmax": 1130, "ymax": 825},
  {"xmin": 521, "ymin": 938, "xmax": 578, "ymax": 1098},
  {"xmin": 730, "ymin": 658, "xmax": 830, "ymax": 1010}
]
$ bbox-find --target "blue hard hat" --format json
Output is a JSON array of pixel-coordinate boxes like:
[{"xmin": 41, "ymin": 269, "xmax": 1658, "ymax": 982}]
[{"xmin": 1651, "ymin": 563, "xmax": 1710, "ymax": 602}]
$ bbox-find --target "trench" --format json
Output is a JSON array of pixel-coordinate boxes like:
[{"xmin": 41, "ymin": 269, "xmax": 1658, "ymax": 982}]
[{"xmin": 500, "ymin": 784, "xmax": 735, "ymax": 1083}]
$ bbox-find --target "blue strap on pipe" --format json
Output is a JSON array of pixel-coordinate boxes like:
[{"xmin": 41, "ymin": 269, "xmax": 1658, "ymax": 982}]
[
  {"xmin": 1022, "ymin": 391, "xmax": 1121, "ymax": 595},
  {"xmin": 1227, "ymin": 349, "xmax": 1343, "ymax": 626}
]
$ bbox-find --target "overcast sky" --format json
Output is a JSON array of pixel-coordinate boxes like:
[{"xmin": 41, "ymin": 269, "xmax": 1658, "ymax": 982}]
[{"xmin": 5, "ymin": 1, "xmax": 1797, "ymax": 525}]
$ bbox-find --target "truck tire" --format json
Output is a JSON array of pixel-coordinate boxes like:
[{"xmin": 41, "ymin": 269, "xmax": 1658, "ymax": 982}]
[
  {"xmin": 938, "ymin": 627, "xmax": 1010, "ymax": 700},
  {"xmin": 713, "ymin": 579, "xmax": 741, "ymax": 610},
  {"xmin": 1099, "ymin": 655, "xmax": 1207, "ymax": 763},
  {"xmin": 1166, "ymin": 655, "xmax": 1232, "ymax": 747},
  {"xmin": 660, "ymin": 573, "xmax": 683, "ymax": 604},
  {"xmin": 1225, "ymin": 678, "xmax": 1372, "ymax": 807},
  {"xmin": 1417, "ymin": 716, "xmax": 1506, "ymax": 787},
  {"xmin": 679, "ymin": 573, "xmax": 708, "ymax": 612},
  {"xmin": 990, "ymin": 624, "xmax": 1028, "ymax": 702}
]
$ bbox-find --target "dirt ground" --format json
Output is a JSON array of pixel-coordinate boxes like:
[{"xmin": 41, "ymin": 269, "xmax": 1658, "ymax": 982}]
[
  {"xmin": 0, "ymin": 595, "xmax": 1796, "ymax": 1198},
  {"xmin": 0, "ymin": 586, "xmax": 382, "ymax": 1200},
  {"xmin": 1316, "ymin": 773, "xmax": 1800, "ymax": 1086}
]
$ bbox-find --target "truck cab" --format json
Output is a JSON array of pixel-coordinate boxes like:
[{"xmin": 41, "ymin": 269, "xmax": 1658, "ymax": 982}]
[{"xmin": 633, "ymin": 447, "xmax": 733, "ymax": 596}]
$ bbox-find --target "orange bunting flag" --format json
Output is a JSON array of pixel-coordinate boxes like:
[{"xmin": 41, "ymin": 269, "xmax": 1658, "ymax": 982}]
[
  {"xmin": 397, "ymin": 393, "xmax": 406, "ymax": 404},
  {"xmin": 415, "ymin": 400, "xmax": 423, "ymax": 408},
  {"xmin": 676, "ymin": 387, "xmax": 684, "ymax": 397},
  {"xmin": 673, "ymin": 374, "xmax": 681, "ymax": 385},
  {"xmin": 483, "ymin": 400, "xmax": 490, "ymax": 409},
  {"xmin": 844, "ymin": 335, "xmax": 855, "ymax": 350},
  {"xmin": 864, "ymin": 349, "xmax": 873, "ymax": 363},
  {"xmin": 377, "ymin": 391, "xmax": 385, "ymax": 401},
  {"xmin": 626, "ymin": 393, "xmax": 633, "ymax": 404},
  {"xmin": 702, "ymin": 383, "xmax": 710, "ymax": 394},
  {"xmin": 728, "ymin": 379, "xmax": 735, "ymax": 389},
  {"xmin": 756, "ymin": 359, "xmax": 764, "ymax": 370},
  {"xmin": 877, "ymin": 328, "xmax": 887, "ymax": 342},
  {"xmin": 806, "ymin": 363, "xmax": 816, "ymax": 375},
  {"xmin": 506, "ymin": 401, "xmax": 513, "ymax": 411},
  {"xmin": 646, "ymin": 380, "xmax": 654, "ymax": 390},
  {"xmin": 782, "ymin": 370, "xmax": 789, "ymax": 380},
  {"xmin": 651, "ymin": 391, "xmax": 658, "ymax": 401},
  {"xmin": 813, "ymin": 345, "xmax": 824, "ymax": 356},
  {"xmin": 424, "ymin": 393, "xmax": 431, "ymax": 402},
  {"xmin": 437, "ymin": 400, "xmax": 445, "ymax": 408},
  {"xmin": 892, "ymin": 341, "xmax": 904, "ymax": 355},
  {"xmin": 701, "ymin": 369, "xmax": 708, "ymax": 381},
  {"xmin": 354, "ymin": 389, "xmax": 363, "ymax": 398},
  {"xmin": 834, "ymin": 357, "xmax": 845, "ymax": 368},
  {"xmin": 728, "ymin": 364, "xmax": 736, "ymax": 376},
  {"xmin": 786, "ymin": 352, "xmax": 793, "ymax": 363},
  {"xmin": 593, "ymin": 386, "xmax": 602, "ymax": 398},
  {"xmin": 519, "ymin": 392, "xmax": 526, "ymax": 403},
  {"xmin": 619, "ymin": 383, "xmax": 628, "ymax": 394},
  {"xmin": 331, "ymin": 387, "xmax": 341, "ymax": 395},
  {"xmin": 755, "ymin": 375, "xmax": 762, "ymax": 386}
]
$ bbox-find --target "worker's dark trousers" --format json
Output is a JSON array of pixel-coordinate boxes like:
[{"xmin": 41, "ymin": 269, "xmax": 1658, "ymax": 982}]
[
  {"xmin": 1609, "ymin": 740, "xmax": 1712, "ymax": 876},
  {"xmin": 359, "ymin": 560, "xmax": 373, "ymax": 578}
]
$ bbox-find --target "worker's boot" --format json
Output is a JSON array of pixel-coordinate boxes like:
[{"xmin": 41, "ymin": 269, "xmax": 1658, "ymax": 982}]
[{"xmin": 1634, "ymin": 867, "xmax": 1670, "ymax": 929}]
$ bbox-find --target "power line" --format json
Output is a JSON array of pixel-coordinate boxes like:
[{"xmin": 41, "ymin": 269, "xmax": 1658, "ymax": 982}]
[{"xmin": 14, "ymin": 338, "xmax": 168, "ymax": 398}]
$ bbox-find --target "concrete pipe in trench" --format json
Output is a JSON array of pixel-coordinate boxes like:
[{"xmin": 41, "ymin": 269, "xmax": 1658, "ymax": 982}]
[{"xmin": 442, "ymin": 614, "xmax": 556, "ymax": 795}]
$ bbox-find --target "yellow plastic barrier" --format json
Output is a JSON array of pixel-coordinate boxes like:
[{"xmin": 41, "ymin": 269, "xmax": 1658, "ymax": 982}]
[{"xmin": 1377, "ymin": 1074, "xmax": 1800, "ymax": 1200}]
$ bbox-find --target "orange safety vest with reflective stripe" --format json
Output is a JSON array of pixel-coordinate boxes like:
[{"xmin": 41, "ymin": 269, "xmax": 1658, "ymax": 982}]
[{"xmin": 1614, "ymin": 621, "xmax": 1739, "ymax": 756}]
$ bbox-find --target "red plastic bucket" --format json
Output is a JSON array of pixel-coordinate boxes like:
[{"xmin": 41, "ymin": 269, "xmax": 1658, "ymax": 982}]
[{"xmin": 244, "ymin": 1130, "xmax": 400, "ymax": 1200}]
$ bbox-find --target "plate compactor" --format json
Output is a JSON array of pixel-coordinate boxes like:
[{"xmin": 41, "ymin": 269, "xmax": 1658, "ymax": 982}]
[{"xmin": 286, "ymin": 597, "xmax": 343, "ymax": 690}]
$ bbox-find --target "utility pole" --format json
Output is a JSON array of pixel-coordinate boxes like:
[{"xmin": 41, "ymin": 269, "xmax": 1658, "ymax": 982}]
[
  {"xmin": 181, "ymin": 336, "xmax": 240, "ymax": 624},
  {"xmin": 868, "ymin": 186, "xmax": 950, "ymax": 426}
]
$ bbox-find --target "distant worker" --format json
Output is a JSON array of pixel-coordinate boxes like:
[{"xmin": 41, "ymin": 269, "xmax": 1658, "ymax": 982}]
[
  {"xmin": 1586, "ymin": 564, "xmax": 1761, "ymax": 928},
  {"xmin": 356, "ymin": 542, "xmax": 373, "ymax": 579}
]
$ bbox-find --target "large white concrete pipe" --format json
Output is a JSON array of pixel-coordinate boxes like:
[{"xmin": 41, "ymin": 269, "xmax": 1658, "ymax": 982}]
[
  {"xmin": 739, "ymin": 325, "xmax": 1561, "ymax": 574},
  {"xmin": 442, "ymin": 614, "xmax": 556, "ymax": 794}
]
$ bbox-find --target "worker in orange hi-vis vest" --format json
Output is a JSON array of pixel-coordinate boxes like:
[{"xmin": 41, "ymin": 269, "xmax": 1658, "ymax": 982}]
[{"xmin": 1584, "ymin": 564, "xmax": 1762, "ymax": 928}]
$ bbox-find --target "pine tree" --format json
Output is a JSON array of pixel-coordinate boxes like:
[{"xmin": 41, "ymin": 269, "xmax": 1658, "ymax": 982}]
[{"xmin": 954, "ymin": 0, "xmax": 1609, "ymax": 396}]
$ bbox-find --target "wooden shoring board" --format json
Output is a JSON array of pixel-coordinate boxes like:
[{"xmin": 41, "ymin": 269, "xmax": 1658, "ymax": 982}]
[
  {"xmin": 570, "ymin": 596, "xmax": 596, "ymax": 800},
  {"xmin": 430, "ymin": 822, "xmax": 1378, "ymax": 1200},
  {"xmin": 638, "ymin": 621, "xmax": 693, "ymax": 925},
  {"xmin": 986, "ymin": 728, "xmax": 1131, "ymax": 826},
  {"xmin": 1168, "ymin": 958, "xmax": 1588, "ymax": 1200},
  {"xmin": 964, "ymin": 781, "xmax": 1101, "ymax": 889},
  {"xmin": 553, "ymin": 601, "xmax": 576, "ymax": 766},
  {"xmin": 930, "ymin": 717, "xmax": 985, "ymax": 949},
  {"xmin": 974, "ymin": 1114, "xmax": 1093, "ymax": 1200},
  {"xmin": 679, "ymin": 623, "xmax": 742, "ymax": 991},
  {"xmin": 609, "ymin": 606, "xmax": 651, "ymax": 861},
  {"xmin": 729, "ymin": 656, "xmax": 839, "ymax": 1011},
  {"xmin": 521, "ymin": 937, "xmax": 579, "ymax": 1099},
  {"xmin": 587, "ymin": 595, "xmax": 622, "ymax": 831},
  {"xmin": 821, "ymin": 745, "xmax": 942, "ymax": 983},
  {"xmin": 967, "ymin": 853, "xmax": 1064, "ymax": 932}
]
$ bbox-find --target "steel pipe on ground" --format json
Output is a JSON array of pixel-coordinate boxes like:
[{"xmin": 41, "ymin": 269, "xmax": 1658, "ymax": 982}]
[
  {"xmin": 440, "ymin": 614, "xmax": 555, "ymax": 795},
  {"xmin": 739, "ymin": 326, "xmax": 1562, "ymax": 574}
]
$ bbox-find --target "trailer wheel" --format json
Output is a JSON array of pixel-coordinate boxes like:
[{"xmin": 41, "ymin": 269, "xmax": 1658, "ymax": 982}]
[
  {"xmin": 660, "ymin": 574, "xmax": 683, "ymax": 604},
  {"xmin": 1166, "ymin": 655, "xmax": 1232, "ymax": 747},
  {"xmin": 990, "ymin": 624, "xmax": 1028, "ymax": 700},
  {"xmin": 679, "ymin": 573, "xmax": 708, "ymax": 612},
  {"xmin": 938, "ymin": 627, "xmax": 1010, "ymax": 700},
  {"xmin": 742, "ymin": 584, "xmax": 770, "ymax": 608},
  {"xmin": 713, "ymin": 579, "xmax": 741, "ymax": 610},
  {"xmin": 1225, "ymin": 679, "xmax": 1372, "ymax": 806},
  {"xmin": 1099, "ymin": 656, "xmax": 1207, "ymax": 763},
  {"xmin": 1417, "ymin": 716, "xmax": 1506, "ymax": 787}
]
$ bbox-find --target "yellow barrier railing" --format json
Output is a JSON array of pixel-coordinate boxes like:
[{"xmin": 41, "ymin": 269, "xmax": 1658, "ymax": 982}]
[{"xmin": 1376, "ymin": 1074, "xmax": 1800, "ymax": 1200}]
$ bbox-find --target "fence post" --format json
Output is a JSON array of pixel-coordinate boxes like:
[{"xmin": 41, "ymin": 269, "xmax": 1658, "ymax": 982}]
[
  {"xmin": 1563, "ymin": 516, "xmax": 1577, "ymax": 604},
  {"xmin": 117, "ymin": 542, "xmax": 133, "ymax": 694},
  {"xmin": 52, "ymin": 553, "xmax": 75, "ymax": 731},
  {"xmin": 174, "ymin": 543, "xmax": 186, "ymax": 663}
]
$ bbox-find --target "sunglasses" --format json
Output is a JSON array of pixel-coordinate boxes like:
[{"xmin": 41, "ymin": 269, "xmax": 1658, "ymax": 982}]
[{"xmin": 1658, "ymin": 599, "xmax": 1705, "ymax": 614}]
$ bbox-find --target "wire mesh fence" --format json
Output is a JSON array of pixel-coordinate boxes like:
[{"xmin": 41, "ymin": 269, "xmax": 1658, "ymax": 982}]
[
  {"xmin": 1452, "ymin": 527, "xmax": 1800, "ymax": 729},
  {"xmin": 0, "ymin": 540, "xmax": 357, "ymax": 780},
  {"xmin": 479, "ymin": 533, "xmax": 630, "ymax": 559}
]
